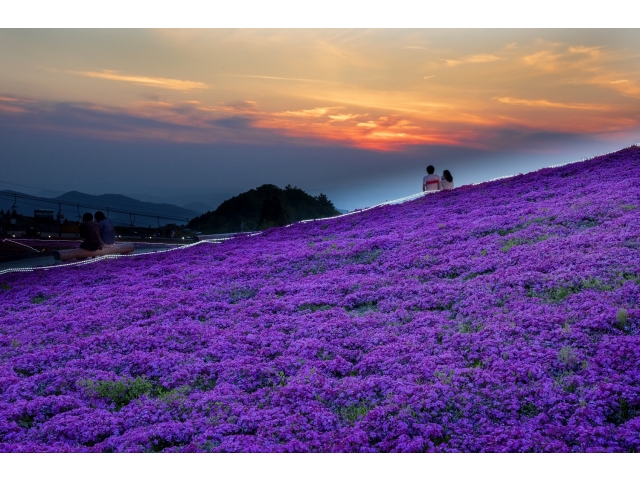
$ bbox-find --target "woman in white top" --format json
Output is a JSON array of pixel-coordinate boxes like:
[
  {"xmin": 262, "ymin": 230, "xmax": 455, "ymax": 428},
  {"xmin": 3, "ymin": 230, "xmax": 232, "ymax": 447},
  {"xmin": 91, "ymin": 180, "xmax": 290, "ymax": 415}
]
[{"xmin": 441, "ymin": 170, "xmax": 454, "ymax": 190}]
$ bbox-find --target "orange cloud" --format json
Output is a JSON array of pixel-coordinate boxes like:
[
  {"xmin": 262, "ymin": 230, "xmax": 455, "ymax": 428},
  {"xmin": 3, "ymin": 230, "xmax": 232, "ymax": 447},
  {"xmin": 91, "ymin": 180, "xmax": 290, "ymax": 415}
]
[
  {"xmin": 523, "ymin": 44, "xmax": 606, "ymax": 73},
  {"xmin": 446, "ymin": 54, "xmax": 502, "ymax": 67},
  {"xmin": 216, "ymin": 74, "xmax": 333, "ymax": 84},
  {"xmin": 328, "ymin": 113, "xmax": 364, "ymax": 122},
  {"xmin": 0, "ymin": 104, "xmax": 25, "ymax": 113},
  {"xmin": 568, "ymin": 46, "xmax": 602, "ymax": 58},
  {"xmin": 0, "ymin": 96, "xmax": 35, "ymax": 114},
  {"xmin": 273, "ymin": 107, "xmax": 333, "ymax": 118},
  {"xmin": 522, "ymin": 50, "xmax": 563, "ymax": 71},
  {"xmin": 580, "ymin": 76, "xmax": 640, "ymax": 99},
  {"xmin": 496, "ymin": 97, "xmax": 612, "ymax": 111},
  {"xmin": 72, "ymin": 70, "xmax": 209, "ymax": 90}
]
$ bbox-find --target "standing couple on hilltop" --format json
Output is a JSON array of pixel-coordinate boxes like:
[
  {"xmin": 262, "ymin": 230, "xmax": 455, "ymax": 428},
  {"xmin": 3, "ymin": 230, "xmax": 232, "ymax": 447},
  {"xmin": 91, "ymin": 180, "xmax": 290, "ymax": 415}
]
[{"xmin": 423, "ymin": 165, "xmax": 454, "ymax": 192}]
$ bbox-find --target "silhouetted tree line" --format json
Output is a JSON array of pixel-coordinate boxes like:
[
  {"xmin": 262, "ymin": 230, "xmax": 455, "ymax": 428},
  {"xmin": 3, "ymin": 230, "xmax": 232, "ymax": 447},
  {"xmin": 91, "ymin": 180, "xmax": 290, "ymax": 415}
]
[{"xmin": 188, "ymin": 184, "xmax": 340, "ymax": 233}]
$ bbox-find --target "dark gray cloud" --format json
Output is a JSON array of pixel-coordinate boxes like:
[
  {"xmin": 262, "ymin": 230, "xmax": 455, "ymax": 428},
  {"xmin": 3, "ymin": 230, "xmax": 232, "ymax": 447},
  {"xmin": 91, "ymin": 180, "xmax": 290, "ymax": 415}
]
[{"xmin": 210, "ymin": 116, "xmax": 254, "ymax": 129}]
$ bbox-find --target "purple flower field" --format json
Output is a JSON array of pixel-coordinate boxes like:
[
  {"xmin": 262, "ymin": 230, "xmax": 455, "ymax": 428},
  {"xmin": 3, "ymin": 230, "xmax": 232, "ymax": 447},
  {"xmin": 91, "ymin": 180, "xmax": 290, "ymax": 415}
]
[{"xmin": 1, "ymin": 147, "xmax": 639, "ymax": 452}]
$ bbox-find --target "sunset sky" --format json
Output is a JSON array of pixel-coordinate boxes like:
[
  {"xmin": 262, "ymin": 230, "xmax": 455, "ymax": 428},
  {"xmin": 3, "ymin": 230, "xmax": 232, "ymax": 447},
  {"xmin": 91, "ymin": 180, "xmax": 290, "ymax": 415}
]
[{"xmin": 1, "ymin": 28, "xmax": 639, "ymax": 210}]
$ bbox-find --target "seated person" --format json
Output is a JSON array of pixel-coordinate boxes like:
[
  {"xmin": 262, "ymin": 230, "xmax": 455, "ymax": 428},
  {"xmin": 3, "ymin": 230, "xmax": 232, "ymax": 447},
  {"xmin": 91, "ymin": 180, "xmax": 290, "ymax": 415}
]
[
  {"xmin": 94, "ymin": 211, "xmax": 115, "ymax": 246},
  {"xmin": 79, "ymin": 212, "xmax": 102, "ymax": 251},
  {"xmin": 441, "ymin": 170, "xmax": 454, "ymax": 190},
  {"xmin": 423, "ymin": 165, "xmax": 441, "ymax": 191}
]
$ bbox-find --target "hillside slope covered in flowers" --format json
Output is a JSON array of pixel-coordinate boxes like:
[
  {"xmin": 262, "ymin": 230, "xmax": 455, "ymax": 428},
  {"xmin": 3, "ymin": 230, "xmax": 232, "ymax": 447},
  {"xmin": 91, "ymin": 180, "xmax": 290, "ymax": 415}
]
[{"xmin": 1, "ymin": 147, "xmax": 639, "ymax": 452}]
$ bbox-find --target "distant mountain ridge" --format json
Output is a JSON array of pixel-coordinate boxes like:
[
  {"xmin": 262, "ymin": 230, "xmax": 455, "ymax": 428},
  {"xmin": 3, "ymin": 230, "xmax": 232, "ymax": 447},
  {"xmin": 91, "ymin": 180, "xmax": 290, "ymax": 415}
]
[
  {"xmin": 182, "ymin": 202, "xmax": 213, "ymax": 214},
  {"xmin": 0, "ymin": 190, "xmax": 199, "ymax": 227}
]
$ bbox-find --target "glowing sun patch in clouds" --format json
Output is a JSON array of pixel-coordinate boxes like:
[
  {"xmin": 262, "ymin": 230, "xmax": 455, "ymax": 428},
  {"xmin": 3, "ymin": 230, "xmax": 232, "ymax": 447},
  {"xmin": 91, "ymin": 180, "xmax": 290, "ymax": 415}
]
[
  {"xmin": 72, "ymin": 70, "xmax": 209, "ymax": 91},
  {"xmin": 252, "ymin": 107, "xmax": 469, "ymax": 151}
]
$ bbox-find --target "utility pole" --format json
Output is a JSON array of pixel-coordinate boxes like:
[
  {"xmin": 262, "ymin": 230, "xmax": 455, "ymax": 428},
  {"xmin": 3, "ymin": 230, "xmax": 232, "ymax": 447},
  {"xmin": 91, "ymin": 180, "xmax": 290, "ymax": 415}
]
[{"xmin": 57, "ymin": 202, "xmax": 62, "ymax": 238}]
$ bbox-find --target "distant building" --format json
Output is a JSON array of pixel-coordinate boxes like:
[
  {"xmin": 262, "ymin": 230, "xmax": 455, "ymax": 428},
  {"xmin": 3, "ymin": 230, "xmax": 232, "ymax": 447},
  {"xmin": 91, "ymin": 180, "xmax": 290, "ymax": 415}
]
[{"xmin": 34, "ymin": 209, "xmax": 55, "ymax": 219}]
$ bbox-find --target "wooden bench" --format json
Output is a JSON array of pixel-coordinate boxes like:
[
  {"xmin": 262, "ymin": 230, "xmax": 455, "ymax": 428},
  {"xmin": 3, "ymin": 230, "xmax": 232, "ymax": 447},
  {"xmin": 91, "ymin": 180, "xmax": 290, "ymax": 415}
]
[{"xmin": 53, "ymin": 243, "xmax": 135, "ymax": 261}]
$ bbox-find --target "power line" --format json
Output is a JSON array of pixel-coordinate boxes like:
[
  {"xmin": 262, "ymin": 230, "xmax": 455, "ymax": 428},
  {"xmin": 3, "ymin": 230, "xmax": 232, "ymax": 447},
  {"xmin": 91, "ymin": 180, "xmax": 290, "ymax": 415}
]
[
  {"xmin": 0, "ymin": 180, "xmax": 195, "ymax": 218},
  {"xmin": 2, "ymin": 197, "xmax": 90, "ymax": 221},
  {"xmin": 0, "ymin": 180, "xmax": 66, "ymax": 197},
  {"xmin": 0, "ymin": 191, "xmax": 192, "ymax": 224}
]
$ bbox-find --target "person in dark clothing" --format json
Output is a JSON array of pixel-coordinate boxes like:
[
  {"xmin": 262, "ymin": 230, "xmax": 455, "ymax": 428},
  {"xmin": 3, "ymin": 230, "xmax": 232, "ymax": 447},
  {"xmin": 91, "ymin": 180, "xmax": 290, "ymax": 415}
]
[
  {"xmin": 94, "ymin": 211, "xmax": 115, "ymax": 246},
  {"xmin": 79, "ymin": 212, "xmax": 102, "ymax": 251}
]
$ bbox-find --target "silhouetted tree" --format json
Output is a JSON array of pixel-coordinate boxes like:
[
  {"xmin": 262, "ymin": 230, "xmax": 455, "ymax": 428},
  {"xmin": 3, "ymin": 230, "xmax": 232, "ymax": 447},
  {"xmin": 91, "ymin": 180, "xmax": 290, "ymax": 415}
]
[{"xmin": 258, "ymin": 194, "xmax": 288, "ymax": 230}]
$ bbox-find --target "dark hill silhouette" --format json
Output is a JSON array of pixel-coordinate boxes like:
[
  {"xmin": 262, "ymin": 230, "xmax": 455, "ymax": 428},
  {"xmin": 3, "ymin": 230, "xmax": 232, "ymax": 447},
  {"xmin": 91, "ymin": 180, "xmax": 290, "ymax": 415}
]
[{"xmin": 188, "ymin": 184, "xmax": 340, "ymax": 233}]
